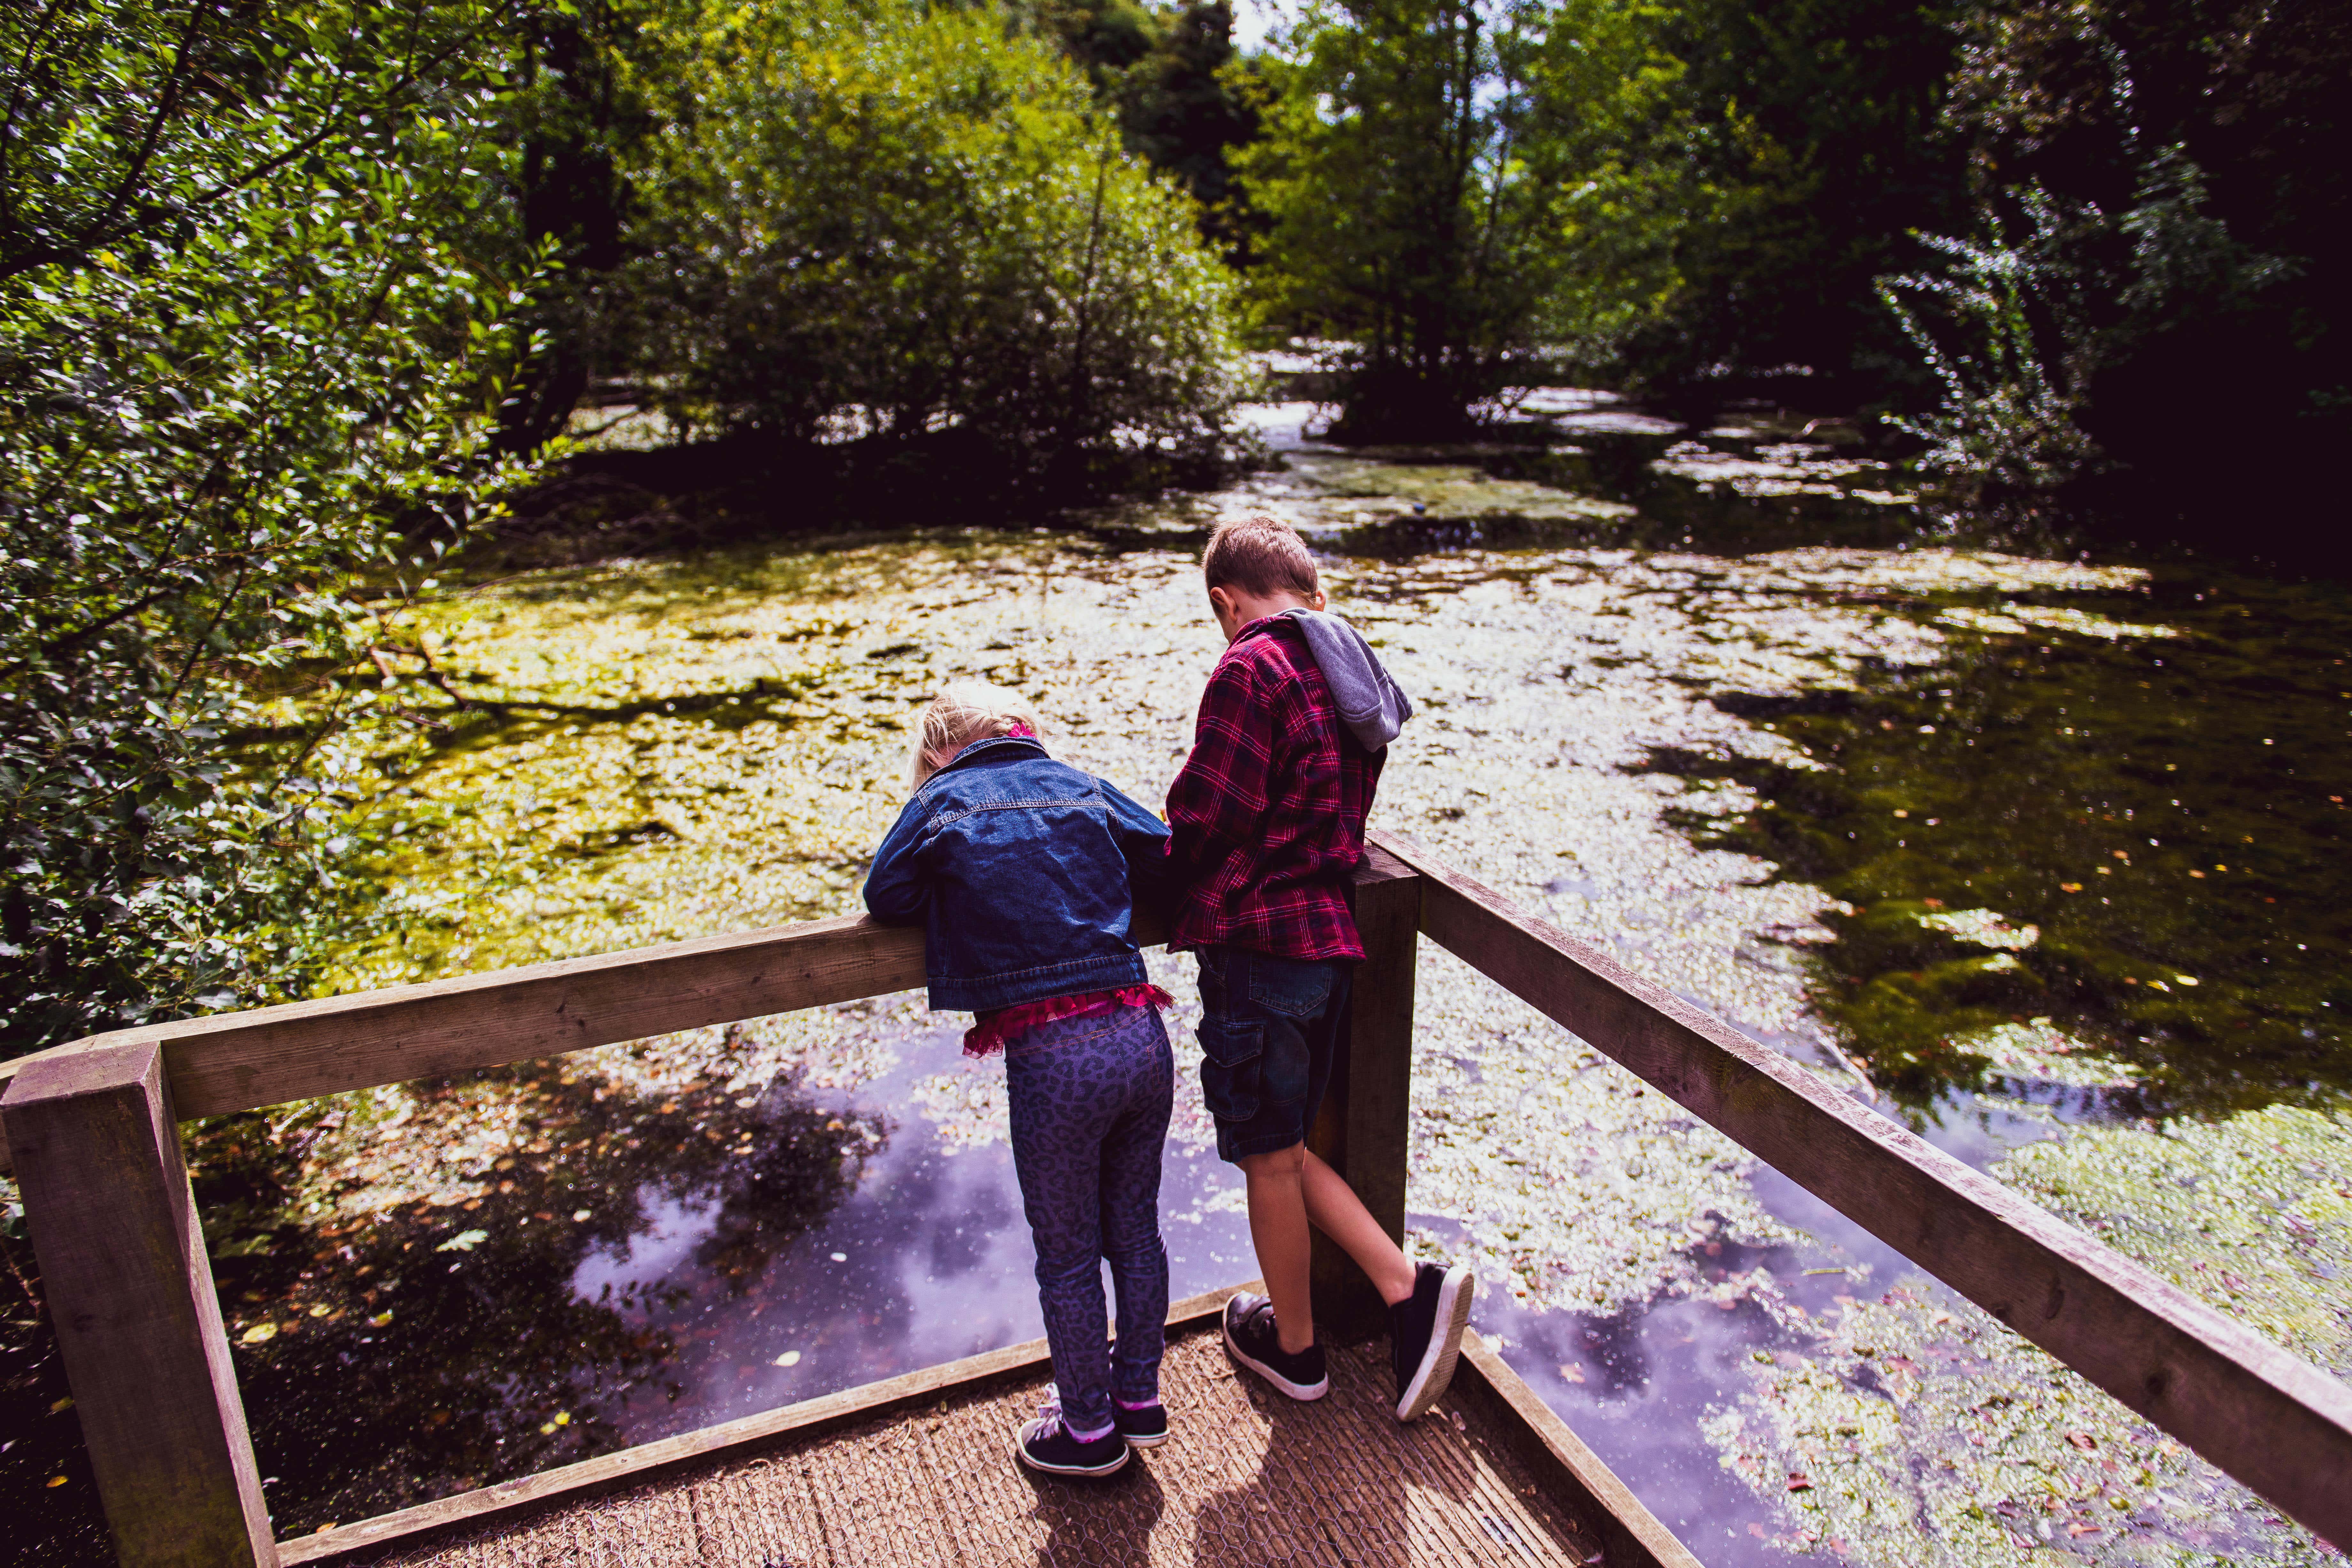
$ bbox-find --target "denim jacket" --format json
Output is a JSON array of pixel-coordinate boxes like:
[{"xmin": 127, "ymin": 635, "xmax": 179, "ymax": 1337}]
[{"xmin": 862, "ymin": 736, "xmax": 1173, "ymax": 1013}]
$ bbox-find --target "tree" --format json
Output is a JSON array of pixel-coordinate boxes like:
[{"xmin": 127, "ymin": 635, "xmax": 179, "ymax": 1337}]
[
  {"xmin": 1588, "ymin": 0, "xmax": 1969, "ymax": 405},
  {"xmin": 615, "ymin": 0, "xmax": 1244, "ymax": 500},
  {"xmin": 1116, "ymin": 2, "xmax": 1266, "ymax": 255},
  {"xmin": 0, "ymin": 1, "xmax": 538, "ymax": 1054},
  {"xmin": 1240, "ymin": 0, "xmax": 1563, "ymax": 439},
  {"xmin": 493, "ymin": 0, "xmax": 664, "ymax": 454},
  {"xmin": 1907, "ymin": 0, "xmax": 2351, "ymax": 544}
]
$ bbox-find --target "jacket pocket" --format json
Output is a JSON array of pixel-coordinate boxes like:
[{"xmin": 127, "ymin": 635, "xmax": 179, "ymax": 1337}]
[{"xmin": 1195, "ymin": 1016, "xmax": 1264, "ymax": 1122}]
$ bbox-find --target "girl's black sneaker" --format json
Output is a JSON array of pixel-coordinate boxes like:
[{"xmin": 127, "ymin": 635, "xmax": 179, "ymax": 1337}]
[
  {"xmin": 1222, "ymin": 1291, "xmax": 1329, "ymax": 1400},
  {"xmin": 1113, "ymin": 1401, "xmax": 1169, "ymax": 1447},
  {"xmin": 1390, "ymin": 1260, "xmax": 1476, "ymax": 1422},
  {"xmin": 1016, "ymin": 1397, "xmax": 1131, "ymax": 1477}
]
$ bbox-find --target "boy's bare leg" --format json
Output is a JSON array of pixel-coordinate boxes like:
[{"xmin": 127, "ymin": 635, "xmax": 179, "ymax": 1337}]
[
  {"xmin": 1239, "ymin": 1146, "xmax": 1316, "ymax": 1352},
  {"xmin": 1239, "ymin": 1144, "xmax": 1418, "ymax": 1354},
  {"xmin": 1301, "ymin": 1147, "xmax": 1418, "ymax": 1305}
]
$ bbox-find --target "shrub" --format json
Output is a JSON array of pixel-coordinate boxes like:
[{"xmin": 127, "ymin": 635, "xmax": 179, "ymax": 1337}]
[
  {"xmin": 0, "ymin": 1, "xmax": 536, "ymax": 1053},
  {"xmin": 620, "ymin": 1, "xmax": 1245, "ymax": 498}
]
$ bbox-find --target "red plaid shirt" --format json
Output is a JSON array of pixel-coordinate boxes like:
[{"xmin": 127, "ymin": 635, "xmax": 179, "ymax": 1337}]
[{"xmin": 1166, "ymin": 615, "xmax": 1384, "ymax": 960}]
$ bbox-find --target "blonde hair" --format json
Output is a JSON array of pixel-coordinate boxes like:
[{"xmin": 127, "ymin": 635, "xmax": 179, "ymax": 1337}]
[{"xmin": 909, "ymin": 680, "xmax": 1042, "ymax": 788}]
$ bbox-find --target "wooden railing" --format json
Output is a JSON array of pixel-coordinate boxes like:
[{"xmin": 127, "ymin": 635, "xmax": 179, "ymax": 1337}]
[{"xmin": 3, "ymin": 830, "xmax": 2348, "ymax": 1566}]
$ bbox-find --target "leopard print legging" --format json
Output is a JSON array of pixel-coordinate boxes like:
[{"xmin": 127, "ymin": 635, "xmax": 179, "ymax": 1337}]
[{"xmin": 1004, "ymin": 1001, "xmax": 1174, "ymax": 1433}]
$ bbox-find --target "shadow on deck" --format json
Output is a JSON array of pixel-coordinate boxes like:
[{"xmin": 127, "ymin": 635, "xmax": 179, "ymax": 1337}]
[{"xmin": 284, "ymin": 1288, "xmax": 1681, "ymax": 1567}]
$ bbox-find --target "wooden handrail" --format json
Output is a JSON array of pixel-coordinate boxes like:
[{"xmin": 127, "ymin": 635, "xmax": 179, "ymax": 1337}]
[
  {"xmin": 0, "ymin": 914, "xmax": 923, "ymax": 1175},
  {"xmin": 1368, "ymin": 827, "xmax": 2352, "ymax": 1549},
  {"xmin": 3, "ymin": 874, "xmax": 1443, "ymax": 1173}
]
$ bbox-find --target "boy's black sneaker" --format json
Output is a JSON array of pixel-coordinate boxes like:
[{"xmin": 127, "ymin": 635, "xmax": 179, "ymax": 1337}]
[
  {"xmin": 1222, "ymin": 1291, "xmax": 1328, "ymax": 1400},
  {"xmin": 1390, "ymin": 1260, "xmax": 1476, "ymax": 1422},
  {"xmin": 1112, "ymin": 1402, "xmax": 1169, "ymax": 1448},
  {"xmin": 1016, "ymin": 1397, "xmax": 1130, "ymax": 1477}
]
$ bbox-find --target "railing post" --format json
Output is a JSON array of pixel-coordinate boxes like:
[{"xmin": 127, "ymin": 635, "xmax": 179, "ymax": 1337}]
[
  {"xmin": 1309, "ymin": 850, "xmax": 1420, "ymax": 1341},
  {"xmin": 2, "ymin": 1040, "xmax": 277, "ymax": 1567}
]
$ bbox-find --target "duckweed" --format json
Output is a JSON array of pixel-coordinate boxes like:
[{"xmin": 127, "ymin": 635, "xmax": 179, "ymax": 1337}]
[{"xmin": 16, "ymin": 405, "xmax": 2345, "ymax": 1563}]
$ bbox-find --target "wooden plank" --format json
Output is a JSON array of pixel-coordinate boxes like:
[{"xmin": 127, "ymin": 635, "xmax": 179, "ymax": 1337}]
[
  {"xmin": 0, "ymin": 859, "xmax": 1421, "ymax": 1176},
  {"xmin": 279, "ymin": 1281, "xmax": 1256, "ymax": 1565},
  {"xmin": 1370, "ymin": 828, "xmax": 2352, "ymax": 1548},
  {"xmin": 1, "ymin": 1041, "xmax": 276, "ymax": 1568},
  {"xmin": 1311, "ymin": 840, "xmax": 1422, "ymax": 1342},
  {"xmin": 1456, "ymin": 1337, "xmax": 1702, "ymax": 1568}
]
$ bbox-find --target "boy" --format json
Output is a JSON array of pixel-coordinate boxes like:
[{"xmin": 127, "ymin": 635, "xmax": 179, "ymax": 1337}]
[{"xmin": 1166, "ymin": 514, "xmax": 1474, "ymax": 1422}]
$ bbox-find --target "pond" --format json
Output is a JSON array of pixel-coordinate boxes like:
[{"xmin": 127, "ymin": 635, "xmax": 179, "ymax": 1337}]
[{"xmin": 5, "ymin": 396, "xmax": 2347, "ymax": 1566}]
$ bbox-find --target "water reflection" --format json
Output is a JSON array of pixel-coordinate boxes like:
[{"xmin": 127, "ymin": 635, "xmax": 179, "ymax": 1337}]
[
  {"xmin": 1640, "ymin": 568, "xmax": 2352, "ymax": 1114},
  {"xmin": 190, "ymin": 1063, "xmax": 874, "ymax": 1531}
]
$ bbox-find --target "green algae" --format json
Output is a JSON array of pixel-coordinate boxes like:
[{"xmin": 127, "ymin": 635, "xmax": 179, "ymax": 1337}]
[
  {"xmin": 321, "ymin": 535, "xmax": 1077, "ymax": 990},
  {"xmin": 1703, "ymin": 1281, "xmax": 2338, "ymax": 1566},
  {"xmin": 133, "ymin": 443, "xmax": 2351, "ymax": 1564},
  {"xmin": 1649, "ymin": 567, "xmax": 2352, "ymax": 1115},
  {"xmin": 1702, "ymin": 1108, "xmax": 2350, "ymax": 1566},
  {"xmin": 1999, "ymin": 1105, "xmax": 2352, "ymax": 1374}
]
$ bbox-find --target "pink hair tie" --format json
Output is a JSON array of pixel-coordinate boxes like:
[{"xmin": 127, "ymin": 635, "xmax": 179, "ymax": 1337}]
[{"xmin": 1004, "ymin": 720, "xmax": 1036, "ymax": 738}]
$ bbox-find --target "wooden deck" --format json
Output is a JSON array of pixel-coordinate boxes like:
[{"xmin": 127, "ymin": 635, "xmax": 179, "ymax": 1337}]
[{"xmin": 284, "ymin": 1289, "xmax": 1684, "ymax": 1567}]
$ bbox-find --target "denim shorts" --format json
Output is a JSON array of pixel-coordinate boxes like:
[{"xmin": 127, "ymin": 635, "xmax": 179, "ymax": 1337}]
[{"xmin": 1193, "ymin": 945, "xmax": 1353, "ymax": 1163}]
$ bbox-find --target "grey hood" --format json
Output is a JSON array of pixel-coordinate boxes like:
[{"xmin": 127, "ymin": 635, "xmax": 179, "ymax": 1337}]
[{"xmin": 1278, "ymin": 608, "xmax": 1413, "ymax": 750}]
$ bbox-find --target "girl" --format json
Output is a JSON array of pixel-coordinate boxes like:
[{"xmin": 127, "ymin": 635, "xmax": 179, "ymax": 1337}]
[{"xmin": 863, "ymin": 681, "xmax": 1176, "ymax": 1478}]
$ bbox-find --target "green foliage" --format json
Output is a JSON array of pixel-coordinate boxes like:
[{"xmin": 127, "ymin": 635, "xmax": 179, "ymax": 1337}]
[
  {"xmin": 1877, "ymin": 189, "xmax": 2105, "ymax": 491},
  {"xmin": 1238, "ymin": 0, "xmax": 1564, "ymax": 438},
  {"xmin": 1893, "ymin": 0, "xmax": 2346, "ymax": 528},
  {"xmin": 615, "ymin": 0, "xmax": 1244, "ymax": 491},
  {"xmin": 1113, "ymin": 2, "xmax": 1265, "ymax": 253},
  {"xmin": 0, "ymin": 2, "xmax": 538, "ymax": 1054},
  {"xmin": 1624, "ymin": 0, "xmax": 1968, "ymax": 399},
  {"xmin": 1239, "ymin": 0, "xmax": 1964, "ymax": 425},
  {"xmin": 1515, "ymin": 0, "xmax": 1714, "ymax": 372}
]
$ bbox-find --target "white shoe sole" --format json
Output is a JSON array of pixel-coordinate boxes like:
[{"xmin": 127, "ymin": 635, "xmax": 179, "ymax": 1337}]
[
  {"xmin": 1014, "ymin": 1417, "xmax": 1131, "ymax": 1476},
  {"xmin": 1223, "ymin": 1318, "xmax": 1329, "ymax": 1401},
  {"xmin": 1395, "ymin": 1265, "xmax": 1476, "ymax": 1422}
]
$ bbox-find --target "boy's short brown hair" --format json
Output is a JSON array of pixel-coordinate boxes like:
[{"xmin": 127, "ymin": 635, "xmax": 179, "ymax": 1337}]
[{"xmin": 1203, "ymin": 515, "xmax": 1319, "ymax": 599}]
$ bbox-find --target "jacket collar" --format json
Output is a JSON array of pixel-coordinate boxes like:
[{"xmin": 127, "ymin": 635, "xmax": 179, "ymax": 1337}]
[{"xmin": 930, "ymin": 733, "xmax": 1048, "ymax": 784}]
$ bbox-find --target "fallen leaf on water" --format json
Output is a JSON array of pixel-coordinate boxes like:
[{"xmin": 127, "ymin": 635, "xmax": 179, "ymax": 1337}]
[
  {"xmin": 435, "ymin": 1229, "xmax": 488, "ymax": 1253},
  {"xmin": 241, "ymin": 1323, "xmax": 277, "ymax": 1344},
  {"xmin": 775, "ymin": 1350, "xmax": 802, "ymax": 1367},
  {"xmin": 368, "ymin": 1311, "xmax": 393, "ymax": 1327},
  {"xmin": 48, "ymin": 1396, "xmax": 72, "ymax": 1414},
  {"xmin": 1558, "ymin": 1363, "xmax": 1586, "ymax": 1384},
  {"xmin": 47, "ymin": 1476, "xmax": 67, "ymax": 1488},
  {"xmin": 571, "ymin": 1209, "xmax": 592, "ymax": 1222}
]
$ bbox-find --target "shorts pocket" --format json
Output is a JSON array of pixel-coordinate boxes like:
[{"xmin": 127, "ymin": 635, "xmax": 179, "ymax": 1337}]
[
  {"xmin": 1195, "ymin": 1016, "xmax": 1264, "ymax": 1122},
  {"xmin": 1245, "ymin": 954, "xmax": 1335, "ymax": 1020},
  {"xmin": 1258, "ymin": 1013, "xmax": 1312, "ymax": 1107}
]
